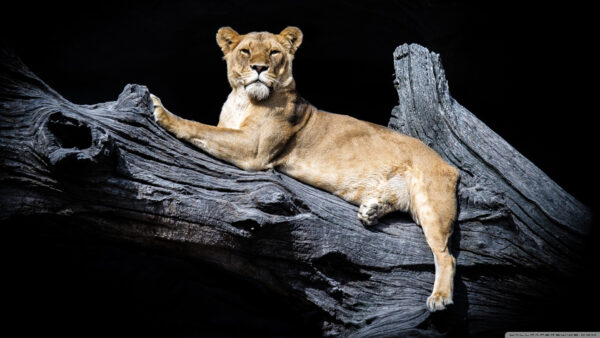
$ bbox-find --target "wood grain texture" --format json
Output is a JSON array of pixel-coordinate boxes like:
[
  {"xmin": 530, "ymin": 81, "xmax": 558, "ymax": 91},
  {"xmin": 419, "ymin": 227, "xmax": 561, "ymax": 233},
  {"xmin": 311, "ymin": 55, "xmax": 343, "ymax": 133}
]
[{"xmin": 0, "ymin": 45, "xmax": 592, "ymax": 336}]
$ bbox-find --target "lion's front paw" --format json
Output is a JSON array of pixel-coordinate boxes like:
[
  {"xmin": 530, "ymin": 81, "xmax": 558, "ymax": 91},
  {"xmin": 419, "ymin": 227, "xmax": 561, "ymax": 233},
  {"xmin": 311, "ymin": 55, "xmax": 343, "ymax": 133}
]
[
  {"xmin": 150, "ymin": 93, "xmax": 162, "ymax": 109},
  {"xmin": 358, "ymin": 198, "xmax": 382, "ymax": 226},
  {"xmin": 426, "ymin": 291, "xmax": 453, "ymax": 312},
  {"xmin": 150, "ymin": 94, "xmax": 168, "ymax": 125}
]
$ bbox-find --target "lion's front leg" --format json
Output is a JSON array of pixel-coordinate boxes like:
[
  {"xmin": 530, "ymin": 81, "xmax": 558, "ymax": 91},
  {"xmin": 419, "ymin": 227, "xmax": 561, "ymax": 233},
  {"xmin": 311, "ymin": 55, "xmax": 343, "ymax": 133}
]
[
  {"xmin": 150, "ymin": 94, "xmax": 262, "ymax": 170},
  {"xmin": 151, "ymin": 94, "xmax": 192, "ymax": 139}
]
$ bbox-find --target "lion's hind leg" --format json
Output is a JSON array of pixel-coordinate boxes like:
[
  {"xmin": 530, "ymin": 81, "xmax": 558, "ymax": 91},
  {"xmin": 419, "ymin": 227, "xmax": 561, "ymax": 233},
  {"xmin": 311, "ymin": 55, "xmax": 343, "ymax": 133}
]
[
  {"xmin": 409, "ymin": 166, "xmax": 459, "ymax": 312},
  {"xmin": 422, "ymin": 217, "xmax": 456, "ymax": 312}
]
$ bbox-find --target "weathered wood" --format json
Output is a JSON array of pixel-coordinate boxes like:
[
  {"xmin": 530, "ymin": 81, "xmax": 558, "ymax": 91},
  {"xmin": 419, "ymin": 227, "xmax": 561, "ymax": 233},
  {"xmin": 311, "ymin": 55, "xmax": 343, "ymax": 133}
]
[{"xmin": 0, "ymin": 45, "xmax": 592, "ymax": 336}]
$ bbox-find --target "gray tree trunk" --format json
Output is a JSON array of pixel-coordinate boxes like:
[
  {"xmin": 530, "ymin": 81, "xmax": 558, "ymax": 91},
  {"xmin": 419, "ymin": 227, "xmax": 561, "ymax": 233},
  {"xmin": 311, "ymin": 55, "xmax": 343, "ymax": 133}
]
[{"xmin": 0, "ymin": 45, "xmax": 592, "ymax": 336}]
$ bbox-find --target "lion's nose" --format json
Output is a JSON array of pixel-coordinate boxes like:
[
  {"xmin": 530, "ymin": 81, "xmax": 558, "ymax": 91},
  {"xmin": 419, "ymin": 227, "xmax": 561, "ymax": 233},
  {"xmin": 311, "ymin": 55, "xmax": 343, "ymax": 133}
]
[{"xmin": 251, "ymin": 65, "xmax": 269, "ymax": 74}]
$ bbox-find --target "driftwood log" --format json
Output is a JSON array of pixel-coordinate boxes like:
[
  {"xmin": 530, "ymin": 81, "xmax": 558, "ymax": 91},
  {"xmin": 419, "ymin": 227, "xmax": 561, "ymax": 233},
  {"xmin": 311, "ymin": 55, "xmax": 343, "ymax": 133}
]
[{"xmin": 0, "ymin": 44, "xmax": 592, "ymax": 336}]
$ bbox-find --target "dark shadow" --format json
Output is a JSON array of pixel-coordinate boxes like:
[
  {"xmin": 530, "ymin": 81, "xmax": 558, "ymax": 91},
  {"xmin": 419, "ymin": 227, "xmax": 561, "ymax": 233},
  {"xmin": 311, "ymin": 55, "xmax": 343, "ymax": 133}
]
[{"xmin": 1, "ymin": 214, "xmax": 323, "ymax": 337}]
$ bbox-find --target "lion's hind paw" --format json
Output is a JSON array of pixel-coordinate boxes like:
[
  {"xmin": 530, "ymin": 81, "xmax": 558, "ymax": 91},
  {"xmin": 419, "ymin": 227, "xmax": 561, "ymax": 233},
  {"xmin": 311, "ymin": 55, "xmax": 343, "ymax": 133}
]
[
  {"xmin": 358, "ymin": 198, "xmax": 383, "ymax": 226},
  {"xmin": 426, "ymin": 292, "xmax": 453, "ymax": 312}
]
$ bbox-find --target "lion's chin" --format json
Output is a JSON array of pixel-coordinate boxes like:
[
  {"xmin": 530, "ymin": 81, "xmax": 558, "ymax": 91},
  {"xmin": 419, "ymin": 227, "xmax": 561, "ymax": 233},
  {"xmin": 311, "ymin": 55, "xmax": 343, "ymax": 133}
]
[{"xmin": 245, "ymin": 82, "xmax": 271, "ymax": 101}]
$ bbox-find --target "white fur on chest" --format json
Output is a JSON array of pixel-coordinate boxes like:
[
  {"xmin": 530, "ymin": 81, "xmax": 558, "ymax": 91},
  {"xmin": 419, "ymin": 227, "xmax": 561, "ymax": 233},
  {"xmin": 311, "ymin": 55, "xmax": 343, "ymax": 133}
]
[{"xmin": 219, "ymin": 91, "xmax": 252, "ymax": 129}]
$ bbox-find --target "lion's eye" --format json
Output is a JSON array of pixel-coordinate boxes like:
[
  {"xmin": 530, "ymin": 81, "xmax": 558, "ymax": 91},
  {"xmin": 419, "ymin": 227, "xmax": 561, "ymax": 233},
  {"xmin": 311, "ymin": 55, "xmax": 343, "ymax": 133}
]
[
  {"xmin": 270, "ymin": 50, "xmax": 280, "ymax": 56},
  {"xmin": 240, "ymin": 49, "xmax": 250, "ymax": 56}
]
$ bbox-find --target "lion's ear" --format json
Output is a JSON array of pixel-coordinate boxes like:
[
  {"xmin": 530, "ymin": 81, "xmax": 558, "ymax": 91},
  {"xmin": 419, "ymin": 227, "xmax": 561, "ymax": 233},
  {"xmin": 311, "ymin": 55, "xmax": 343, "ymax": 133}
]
[
  {"xmin": 279, "ymin": 26, "xmax": 303, "ymax": 54},
  {"xmin": 216, "ymin": 27, "xmax": 241, "ymax": 55}
]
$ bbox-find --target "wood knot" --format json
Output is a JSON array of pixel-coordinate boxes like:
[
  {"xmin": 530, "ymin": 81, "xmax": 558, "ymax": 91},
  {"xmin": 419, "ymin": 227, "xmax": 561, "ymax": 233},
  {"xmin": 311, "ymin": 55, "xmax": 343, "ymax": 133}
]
[{"xmin": 248, "ymin": 185, "xmax": 308, "ymax": 217}]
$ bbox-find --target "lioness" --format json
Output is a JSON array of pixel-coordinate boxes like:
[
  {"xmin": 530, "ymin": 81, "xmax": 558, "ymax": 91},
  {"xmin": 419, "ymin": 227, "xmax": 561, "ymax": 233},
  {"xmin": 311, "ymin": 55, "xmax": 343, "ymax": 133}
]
[{"xmin": 150, "ymin": 26, "xmax": 459, "ymax": 312}]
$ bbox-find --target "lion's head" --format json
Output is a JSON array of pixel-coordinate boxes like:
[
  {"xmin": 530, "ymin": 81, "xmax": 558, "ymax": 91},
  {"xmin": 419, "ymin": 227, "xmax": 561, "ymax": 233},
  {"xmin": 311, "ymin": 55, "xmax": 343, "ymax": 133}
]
[{"xmin": 216, "ymin": 26, "xmax": 303, "ymax": 101}]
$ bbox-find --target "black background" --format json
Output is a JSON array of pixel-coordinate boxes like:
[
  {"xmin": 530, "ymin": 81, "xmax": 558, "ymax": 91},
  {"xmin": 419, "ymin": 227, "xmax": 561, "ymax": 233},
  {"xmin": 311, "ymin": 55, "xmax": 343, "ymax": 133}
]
[{"xmin": 1, "ymin": 1, "xmax": 597, "ymax": 336}]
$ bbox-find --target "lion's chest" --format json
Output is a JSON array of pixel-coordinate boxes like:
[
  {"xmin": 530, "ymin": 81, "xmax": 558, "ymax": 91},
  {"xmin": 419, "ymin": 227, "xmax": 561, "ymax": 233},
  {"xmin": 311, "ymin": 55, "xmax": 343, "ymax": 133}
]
[{"xmin": 219, "ymin": 93, "xmax": 252, "ymax": 129}]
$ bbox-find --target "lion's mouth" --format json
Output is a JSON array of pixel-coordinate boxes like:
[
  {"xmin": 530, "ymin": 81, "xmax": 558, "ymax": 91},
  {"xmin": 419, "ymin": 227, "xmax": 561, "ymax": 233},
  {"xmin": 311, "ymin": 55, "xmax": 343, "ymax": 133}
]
[
  {"xmin": 247, "ymin": 79, "xmax": 269, "ymax": 87},
  {"xmin": 246, "ymin": 80, "xmax": 274, "ymax": 92}
]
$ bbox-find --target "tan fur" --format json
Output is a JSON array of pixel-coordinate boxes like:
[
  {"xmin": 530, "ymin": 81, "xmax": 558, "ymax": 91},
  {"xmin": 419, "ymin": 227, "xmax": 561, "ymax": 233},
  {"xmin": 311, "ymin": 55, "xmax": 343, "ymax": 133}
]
[{"xmin": 151, "ymin": 27, "xmax": 459, "ymax": 312}]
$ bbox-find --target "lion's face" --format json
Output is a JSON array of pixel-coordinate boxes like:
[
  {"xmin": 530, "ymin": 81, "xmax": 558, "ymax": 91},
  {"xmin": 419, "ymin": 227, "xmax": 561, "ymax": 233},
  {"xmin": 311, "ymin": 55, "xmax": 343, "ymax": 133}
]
[{"xmin": 217, "ymin": 27, "xmax": 303, "ymax": 101}]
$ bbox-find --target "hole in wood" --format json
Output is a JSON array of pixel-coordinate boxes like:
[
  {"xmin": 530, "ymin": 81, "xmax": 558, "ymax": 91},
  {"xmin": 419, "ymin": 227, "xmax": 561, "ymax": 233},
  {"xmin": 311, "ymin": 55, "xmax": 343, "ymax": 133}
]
[
  {"xmin": 313, "ymin": 252, "xmax": 371, "ymax": 284},
  {"xmin": 48, "ymin": 112, "xmax": 92, "ymax": 149},
  {"xmin": 231, "ymin": 218, "xmax": 261, "ymax": 232}
]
